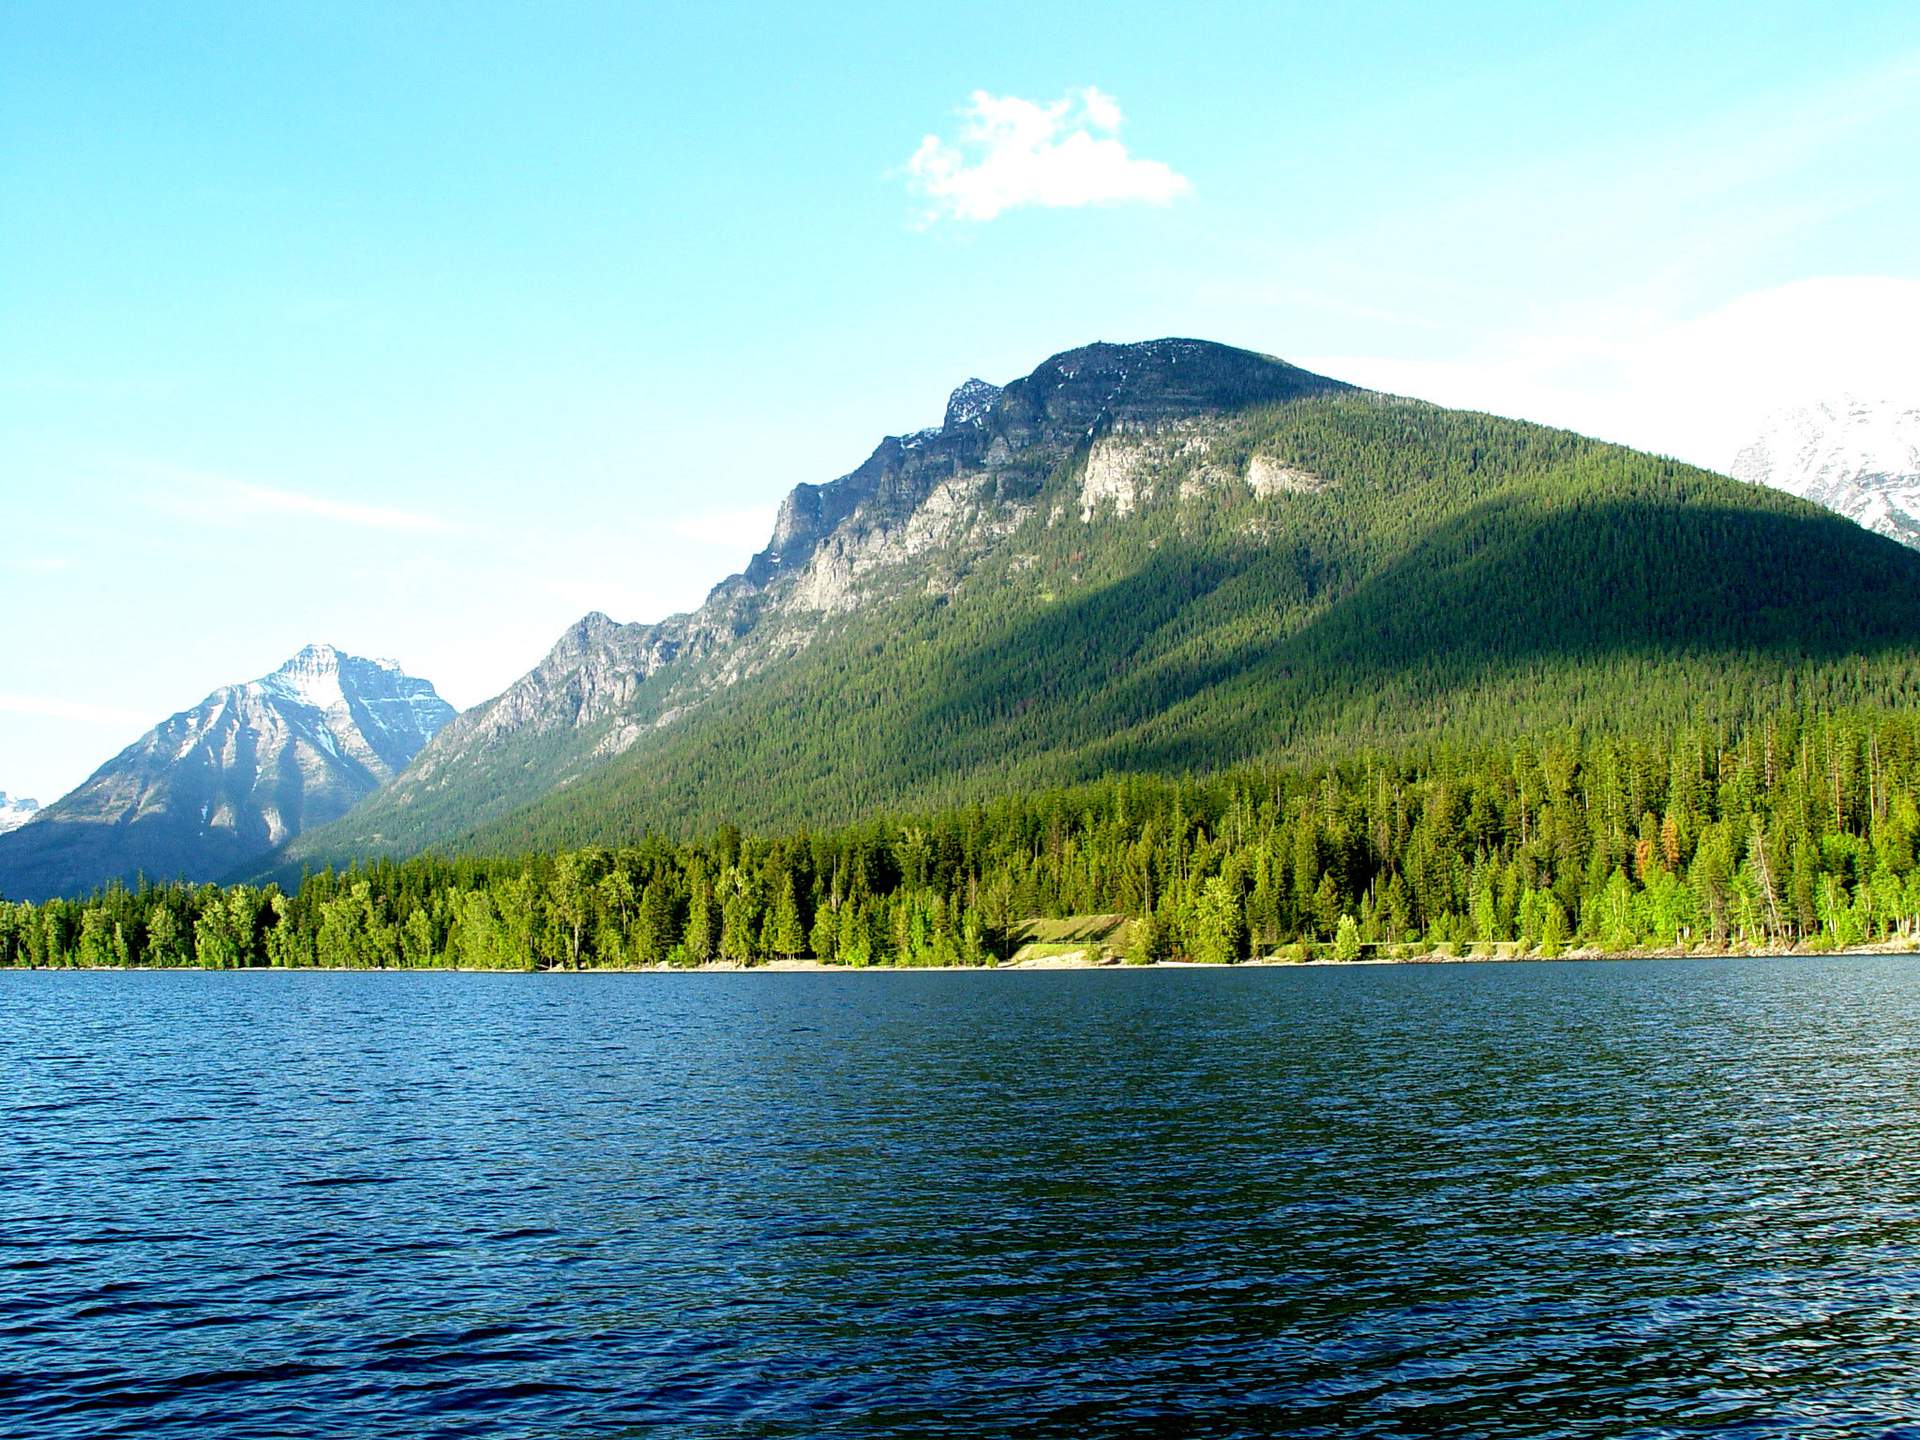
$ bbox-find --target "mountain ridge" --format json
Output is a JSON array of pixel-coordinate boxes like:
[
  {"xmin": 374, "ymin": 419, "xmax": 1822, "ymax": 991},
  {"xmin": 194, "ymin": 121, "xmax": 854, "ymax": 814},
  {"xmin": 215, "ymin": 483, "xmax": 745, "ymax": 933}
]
[
  {"xmin": 272, "ymin": 337, "xmax": 1920, "ymax": 873},
  {"xmin": 291, "ymin": 338, "xmax": 1350, "ymax": 858},
  {"xmin": 0, "ymin": 645, "xmax": 454, "ymax": 901}
]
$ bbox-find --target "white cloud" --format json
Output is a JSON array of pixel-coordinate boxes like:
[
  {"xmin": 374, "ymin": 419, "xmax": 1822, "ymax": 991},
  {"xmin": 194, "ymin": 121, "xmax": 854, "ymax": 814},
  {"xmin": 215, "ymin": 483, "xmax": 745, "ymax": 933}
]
[
  {"xmin": 225, "ymin": 480, "xmax": 452, "ymax": 534},
  {"xmin": 133, "ymin": 464, "xmax": 455, "ymax": 534},
  {"xmin": 668, "ymin": 505, "xmax": 776, "ymax": 550},
  {"xmin": 0, "ymin": 694, "xmax": 151, "ymax": 728},
  {"xmin": 4, "ymin": 555, "xmax": 69, "ymax": 575},
  {"xmin": 906, "ymin": 86, "xmax": 1191, "ymax": 224},
  {"xmin": 1305, "ymin": 276, "xmax": 1920, "ymax": 471}
]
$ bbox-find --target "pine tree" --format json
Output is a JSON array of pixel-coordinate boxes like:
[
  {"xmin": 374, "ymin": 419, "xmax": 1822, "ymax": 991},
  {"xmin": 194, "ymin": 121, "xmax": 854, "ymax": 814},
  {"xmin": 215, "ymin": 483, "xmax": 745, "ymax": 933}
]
[
  {"xmin": 809, "ymin": 903, "xmax": 838, "ymax": 963},
  {"xmin": 636, "ymin": 882, "xmax": 675, "ymax": 965},
  {"xmin": 720, "ymin": 888, "xmax": 757, "ymax": 963},
  {"xmin": 685, "ymin": 873, "xmax": 715, "ymax": 963},
  {"xmin": 1192, "ymin": 875, "xmax": 1247, "ymax": 965},
  {"xmin": 768, "ymin": 874, "xmax": 805, "ymax": 959}
]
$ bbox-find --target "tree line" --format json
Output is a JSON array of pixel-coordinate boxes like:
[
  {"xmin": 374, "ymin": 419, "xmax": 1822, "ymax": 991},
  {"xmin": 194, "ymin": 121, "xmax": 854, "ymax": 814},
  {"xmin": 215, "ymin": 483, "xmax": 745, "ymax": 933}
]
[{"xmin": 8, "ymin": 708, "xmax": 1920, "ymax": 970}]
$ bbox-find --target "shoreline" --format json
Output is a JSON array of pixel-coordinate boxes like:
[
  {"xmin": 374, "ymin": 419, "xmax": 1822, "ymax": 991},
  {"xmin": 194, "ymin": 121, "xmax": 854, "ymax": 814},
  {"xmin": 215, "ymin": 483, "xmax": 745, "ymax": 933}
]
[{"xmin": 11, "ymin": 941, "xmax": 1920, "ymax": 975}]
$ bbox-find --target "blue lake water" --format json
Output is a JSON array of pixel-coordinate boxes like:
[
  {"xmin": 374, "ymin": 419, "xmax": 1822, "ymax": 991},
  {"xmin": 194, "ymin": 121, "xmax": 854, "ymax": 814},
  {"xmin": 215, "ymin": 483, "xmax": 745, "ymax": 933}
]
[{"xmin": 5, "ymin": 960, "xmax": 1920, "ymax": 1438}]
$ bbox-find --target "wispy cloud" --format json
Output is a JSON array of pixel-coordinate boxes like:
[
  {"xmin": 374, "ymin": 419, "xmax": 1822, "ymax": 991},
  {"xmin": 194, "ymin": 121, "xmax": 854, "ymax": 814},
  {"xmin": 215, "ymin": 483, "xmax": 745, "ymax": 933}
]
[
  {"xmin": 4, "ymin": 555, "xmax": 70, "ymax": 576},
  {"xmin": 1305, "ymin": 276, "xmax": 1920, "ymax": 470},
  {"xmin": 132, "ymin": 464, "xmax": 455, "ymax": 535},
  {"xmin": 0, "ymin": 694, "xmax": 151, "ymax": 728},
  {"xmin": 224, "ymin": 480, "xmax": 452, "ymax": 534},
  {"xmin": 905, "ymin": 86, "xmax": 1190, "ymax": 224}
]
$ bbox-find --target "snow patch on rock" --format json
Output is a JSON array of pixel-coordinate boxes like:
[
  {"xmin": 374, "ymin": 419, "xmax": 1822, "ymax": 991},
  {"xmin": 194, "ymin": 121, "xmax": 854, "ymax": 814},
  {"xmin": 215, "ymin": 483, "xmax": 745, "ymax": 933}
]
[
  {"xmin": 260, "ymin": 643, "xmax": 349, "ymax": 712},
  {"xmin": 1732, "ymin": 397, "xmax": 1920, "ymax": 548},
  {"xmin": 0, "ymin": 792, "xmax": 40, "ymax": 835},
  {"xmin": 944, "ymin": 378, "xmax": 1001, "ymax": 429}
]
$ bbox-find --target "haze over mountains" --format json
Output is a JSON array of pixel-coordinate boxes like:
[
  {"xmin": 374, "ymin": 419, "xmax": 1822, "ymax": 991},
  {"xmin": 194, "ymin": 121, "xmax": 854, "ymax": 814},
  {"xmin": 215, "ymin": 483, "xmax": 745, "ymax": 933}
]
[
  {"xmin": 1732, "ymin": 398, "xmax": 1920, "ymax": 549},
  {"xmin": 270, "ymin": 337, "xmax": 1920, "ymax": 877},
  {"xmin": 0, "ymin": 646, "xmax": 453, "ymax": 901}
]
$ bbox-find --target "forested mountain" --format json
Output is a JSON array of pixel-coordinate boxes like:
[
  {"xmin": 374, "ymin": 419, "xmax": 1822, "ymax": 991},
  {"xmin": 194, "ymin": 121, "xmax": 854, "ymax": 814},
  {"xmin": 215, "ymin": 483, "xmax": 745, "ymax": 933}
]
[
  {"xmin": 1733, "ymin": 398, "xmax": 1920, "ymax": 548},
  {"xmin": 276, "ymin": 338, "xmax": 1920, "ymax": 875},
  {"xmin": 0, "ymin": 646, "xmax": 453, "ymax": 901}
]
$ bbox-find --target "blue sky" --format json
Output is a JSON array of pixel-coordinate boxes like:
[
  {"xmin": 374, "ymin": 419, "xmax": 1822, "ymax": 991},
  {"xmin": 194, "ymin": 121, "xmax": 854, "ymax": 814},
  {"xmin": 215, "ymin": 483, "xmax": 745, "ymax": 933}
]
[{"xmin": 4, "ymin": 0, "xmax": 1918, "ymax": 803}]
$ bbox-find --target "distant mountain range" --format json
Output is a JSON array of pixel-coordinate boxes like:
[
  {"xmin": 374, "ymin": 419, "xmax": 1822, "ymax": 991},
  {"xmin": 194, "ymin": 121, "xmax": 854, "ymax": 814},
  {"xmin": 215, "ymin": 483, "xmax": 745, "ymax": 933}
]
[
  {"xmin": 1732, "ymin": 398, "xmax": 1920, "ymax": 548},
  {"xmin": 0, "ymin": 646, "xmax": 453, "ymax": 901},
  {"xmin": 0, "ymin": 793, "xmax": 39, "ymax": 836},
  {"xmin": 267, "ymin": 338, "xmax": 1920, "ymax": 875}
]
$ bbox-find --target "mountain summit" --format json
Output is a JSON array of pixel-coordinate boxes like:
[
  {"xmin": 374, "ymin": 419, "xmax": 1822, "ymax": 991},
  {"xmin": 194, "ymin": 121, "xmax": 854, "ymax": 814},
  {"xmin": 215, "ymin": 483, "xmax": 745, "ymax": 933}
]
[
  {"xmin": 281, "ymin": 339, "xmax": 1350, "ymax": 857},
  {"xmin": 1732, "ymin": 397, "xmax": 1920, "ymax": 548},
  {"xmin": 0, "ymin": 646, "xmax": 454, "ymax": 900},
  {"xmin": 278, "ymin": 336, "xmax": 1920, "ymax": 871},
  {"xmin": 0, "ymin": 793, "xmax": 39, "ymax": 836}
]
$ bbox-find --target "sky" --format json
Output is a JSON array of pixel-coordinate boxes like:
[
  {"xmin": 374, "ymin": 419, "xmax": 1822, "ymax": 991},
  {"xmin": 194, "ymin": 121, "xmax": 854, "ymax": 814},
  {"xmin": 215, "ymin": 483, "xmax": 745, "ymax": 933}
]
[{"xmin": 3, "ymin": 0, "xmax": 1918, "ymax": 803}]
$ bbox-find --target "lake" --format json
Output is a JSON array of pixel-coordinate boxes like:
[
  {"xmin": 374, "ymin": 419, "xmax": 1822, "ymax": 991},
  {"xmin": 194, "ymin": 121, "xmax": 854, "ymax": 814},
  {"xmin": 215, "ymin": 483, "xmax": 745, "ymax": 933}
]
[{"xmin": 5, "ymin": 959, "xmax": 1920, "ymax": 1437}]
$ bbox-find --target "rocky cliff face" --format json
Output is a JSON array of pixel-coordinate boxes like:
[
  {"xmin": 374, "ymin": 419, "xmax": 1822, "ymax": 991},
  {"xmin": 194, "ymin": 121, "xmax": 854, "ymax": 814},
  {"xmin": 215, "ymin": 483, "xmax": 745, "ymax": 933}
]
[
  {"xmin": 1732, "ymin": 398, "xmax": 1920, "ymax": 548},
  {"xmin": 0, "ymin": 646, "xmax": 454, "ymax": 900},
  {"xmin": 291, "ymin": 339, "xmax": 1351, "ymax": 856}
]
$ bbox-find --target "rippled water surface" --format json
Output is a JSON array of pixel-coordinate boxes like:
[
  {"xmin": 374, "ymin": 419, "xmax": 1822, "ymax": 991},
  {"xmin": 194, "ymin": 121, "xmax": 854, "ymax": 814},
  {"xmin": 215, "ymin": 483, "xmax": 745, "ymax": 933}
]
[{"xmin": 7, "ymin": 961, "xmax": 1920, "ymax": 1437}]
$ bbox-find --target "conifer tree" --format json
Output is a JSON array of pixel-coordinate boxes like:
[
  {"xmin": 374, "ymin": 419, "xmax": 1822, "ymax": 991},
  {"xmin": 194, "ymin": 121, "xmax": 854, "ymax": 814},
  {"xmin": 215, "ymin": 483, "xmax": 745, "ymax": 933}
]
[
  {"xmin": 1192, "ymin": 875, "xmax": 1247, "ymax": 965},
  {"xmin": 685, "ymin": 870, "xmax": 716, "ymax": 964},
  {"xmin": 809, "ymin": 903, "xmax": 838, "ymax": 963},
  {"xmin": 720, "ymin": 887, "xmax": 757, "ymax": 963},
  {"xmin": 768, "ymin": 875, "xmax": 805, "ymax": 959}
]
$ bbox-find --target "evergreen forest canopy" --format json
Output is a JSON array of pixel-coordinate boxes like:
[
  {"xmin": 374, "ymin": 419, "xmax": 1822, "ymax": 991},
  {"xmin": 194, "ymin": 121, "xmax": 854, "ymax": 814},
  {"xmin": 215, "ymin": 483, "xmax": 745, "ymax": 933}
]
[
  {"xmin": 280, "ymin": 383, "xmax": 1920, "ymax": 875},
  {"xmin": 13, "ymin": 709, "xmax": 1920, "ymax": 969}
]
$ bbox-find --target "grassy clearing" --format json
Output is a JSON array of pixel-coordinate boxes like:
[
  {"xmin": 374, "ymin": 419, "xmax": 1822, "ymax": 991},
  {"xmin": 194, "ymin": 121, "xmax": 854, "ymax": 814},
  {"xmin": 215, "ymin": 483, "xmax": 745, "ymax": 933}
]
[{"xmin": 1005, "ymin": 915, "xmax": 1130, "ymax": 964}]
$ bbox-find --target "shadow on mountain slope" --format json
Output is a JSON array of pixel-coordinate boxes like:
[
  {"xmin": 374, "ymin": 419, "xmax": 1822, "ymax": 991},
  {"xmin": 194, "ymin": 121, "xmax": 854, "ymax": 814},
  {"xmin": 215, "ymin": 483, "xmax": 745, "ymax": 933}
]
[{"xmin": 431, "ymin": 488, "xmax": 1920, "ymax": 856}]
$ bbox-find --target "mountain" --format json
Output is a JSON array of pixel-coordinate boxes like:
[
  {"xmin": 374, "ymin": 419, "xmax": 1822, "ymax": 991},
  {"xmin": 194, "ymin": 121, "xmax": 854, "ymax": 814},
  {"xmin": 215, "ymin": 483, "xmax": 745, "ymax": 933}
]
[
  {"xmin": 277, "ymin": 338, "xmax": 1920, "ymax": 872},
  {"xmin": 0, "ymin": 646, "xmax": 454, "ymax": 901},
  {"xmin": 1731, "ymin": 398, "xmax": 1920, "ymax": 548},
  {"xmin": 0, "ymin": 793, "xmax": 39, "ymax": 836}
]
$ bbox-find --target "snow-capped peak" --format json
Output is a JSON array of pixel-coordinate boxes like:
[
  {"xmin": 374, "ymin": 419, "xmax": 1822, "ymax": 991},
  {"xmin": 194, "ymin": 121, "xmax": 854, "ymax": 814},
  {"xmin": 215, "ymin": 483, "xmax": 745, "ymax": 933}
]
[
  {"xmin": 260, "ymin": 643, "xmax": 349, "ymax": 711},
  {"xmin": 0, "ymin": 792, "xmax": 41, "ymax": 836},
  {"xmin": 1731, "ymin": 397, "xmax": 1920, "ymax": 549}
]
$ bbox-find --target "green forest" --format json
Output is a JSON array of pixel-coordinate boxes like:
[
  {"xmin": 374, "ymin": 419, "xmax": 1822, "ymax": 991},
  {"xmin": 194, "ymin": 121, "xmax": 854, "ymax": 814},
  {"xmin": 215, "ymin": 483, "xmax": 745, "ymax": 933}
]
[
  {"xmin": 284, "ymin": 390, "xmax": 1920, "ymax": 874},
  {"xmin": 13, "ymin": 707, "xmax": 1920, "ymax": 970}
]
